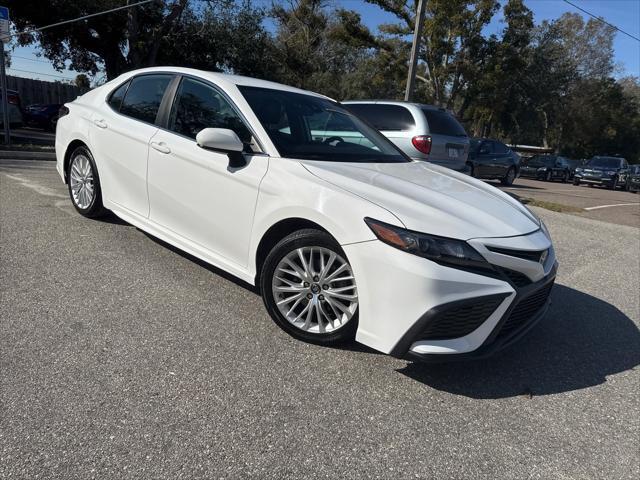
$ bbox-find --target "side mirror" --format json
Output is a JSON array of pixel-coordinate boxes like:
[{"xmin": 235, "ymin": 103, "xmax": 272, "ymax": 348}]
[{"xmin": 196, "ymin": 128, "xmax": 246, "ymax": 168}]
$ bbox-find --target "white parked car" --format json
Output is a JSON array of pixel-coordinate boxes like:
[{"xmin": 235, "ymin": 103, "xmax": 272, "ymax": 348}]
[{"xmin": 55, "ymin": 67, "xmax": 557, "ymax": 361}]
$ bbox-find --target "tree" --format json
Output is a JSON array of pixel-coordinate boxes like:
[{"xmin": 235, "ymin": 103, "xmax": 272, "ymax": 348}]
[
  {"xmin": 74, "ymin": 74, "xmax": 90, "ymax": 90},
  {"xmin": 367, "ymin": 0, "xmax": 498, "ymax": 108},
  {"xmin": 269, "ymin": 0, "xmax": 376, "ymax": 99},
  {"xmin": 8, "ymin": 0, "xmax": 190, "ymax": 79}
]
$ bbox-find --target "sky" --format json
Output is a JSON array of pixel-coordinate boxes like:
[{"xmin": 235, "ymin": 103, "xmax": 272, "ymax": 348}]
[{"xmin": 5, "ymin": 0, "xmax": 640, "ymax": 84}]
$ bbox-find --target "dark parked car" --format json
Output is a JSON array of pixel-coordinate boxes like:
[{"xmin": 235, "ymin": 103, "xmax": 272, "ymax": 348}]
[
  {"xmin": 566, "ymin": 158, "xmax": 586, "ymax": 180},
  {"xmin": 624, "ymin": 164, "xmax": 640, "ymax": 193},
  {"xmin": 24, "ymin": 103, "xmax": 64, "ymax": 131},
  {"xmin": 520, "ymin": 155, "xmax": 571, "ymax": 182},
  {"xmin": 574, "ymin": 156, "xmax": 629, "ymax": 190},
  {"xmin": 467, "ymin": 138, "xmax": 520, "ymax": 185}
]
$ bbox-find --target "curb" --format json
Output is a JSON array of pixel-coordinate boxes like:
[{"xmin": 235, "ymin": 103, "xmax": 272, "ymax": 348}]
[{"xmin": 0, "ymin": 150, "xmax": 56, "ymax": 160}]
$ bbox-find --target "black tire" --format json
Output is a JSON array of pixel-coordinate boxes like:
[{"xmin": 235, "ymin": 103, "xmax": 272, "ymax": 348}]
[
  {"xmin": 501, "ymin": 167, "xmax": 515, "ymax": 186},
  {"xmin": 467, "ymin": 163, "xmax": 475, "ymax": 178},
  {"xmin": 66, "ymin": 145, "xmax": 107, "ymax": 218},
  {"xmin": 561, "ymin": 171, "xmax": 569, "ymax": 183},
  {"xmin": 609, "ymin": 177, "xmax": 618, "ymax": 190},
  {"xmin": 573, "ymin": 178, "xmax": 580, "ymax": 186},
  {"xmin": 545, "ymin": 170, "xmax": 552, "ymax": 182},
  {"xmin": 260, "ymin": 229, "xmax": 358, "ymax": 346}
]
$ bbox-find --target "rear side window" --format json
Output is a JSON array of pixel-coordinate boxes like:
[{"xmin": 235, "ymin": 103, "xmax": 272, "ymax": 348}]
[
  {"xmin": 120, "ymin": 74, "xmax": 172, "ymax": 124},
  {"xmin": 422, "ymin": 109, "xmax": 467, "ymax": 137},
  {"xmin": 346, "ymin": 104, "xmax": 415, "ymax": 131},
  {"xmin": 108, "ymin": 81, "xmax": 129, "ymax": 111}
]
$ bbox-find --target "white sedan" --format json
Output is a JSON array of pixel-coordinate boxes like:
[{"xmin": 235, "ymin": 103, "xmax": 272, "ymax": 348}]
[{"xmin": 55, "ymin": 67, "xmax": 557, "ymax": 361}]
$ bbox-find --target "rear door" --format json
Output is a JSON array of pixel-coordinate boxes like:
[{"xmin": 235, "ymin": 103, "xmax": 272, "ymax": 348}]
[
  {"xmin": 422, "ymin": 108, "xmax": 469, "ymax": 170},
  {"xmin": 90, "ymin": 73, "xmax": 173, "ymax": 217}
]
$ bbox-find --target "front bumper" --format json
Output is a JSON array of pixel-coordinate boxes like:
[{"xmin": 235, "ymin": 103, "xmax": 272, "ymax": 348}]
[
  {"xmin": 399, "ymin": 264, "xmax": 556, "ymax": 362},
  {"xmin": 575, "ymin": 173, "xmax": 615, "ymax": 185},
  {"xmin": 343, "ymin": 228, "xmax": 556, "ymax": 360}
]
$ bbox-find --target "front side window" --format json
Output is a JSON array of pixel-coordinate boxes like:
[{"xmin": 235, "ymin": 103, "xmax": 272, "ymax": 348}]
[
  {"xmin": 169, "ymin": 77, "xmax": 252, "ymax": 145},
  {"xmin": 120, "ymin": 74, "xmax": 172, "ymax": 124},
  {"xmin": 239, "ymin": 86, "xmax": 408, "ymax": 163},
  {"xmin": 493, "ymin": 141, "xmax": 509, "ymax": 154}
]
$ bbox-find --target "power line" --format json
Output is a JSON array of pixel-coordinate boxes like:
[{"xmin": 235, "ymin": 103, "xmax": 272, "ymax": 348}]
[
  {"xmin": 9, "ymin": 55, "xmax": 51, "ymax": 64},
  {"xmin": 6, "ymin": 68, "xmax": 75, "ymax": 80},
  {"xmin": 9, "ymin": 0, "xmax": 156, "ymax": 39},
  {"xmin": 562, "ymin": 0, "xmax": 640, "ymax": 42}
]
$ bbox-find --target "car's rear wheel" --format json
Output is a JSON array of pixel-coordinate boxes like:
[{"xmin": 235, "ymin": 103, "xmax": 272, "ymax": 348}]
[
  {"xmin": 67, "ymin": 146, "xmax": 106, "ymax": 218},
  {"xmin": 260, "ymin": 229, "xmax": 358, "ymax": 345},
  {"xmin": 501, "ymin": 167, "xmax": 515, "ymax": 186},
  {"xmin": 573, "ymin": 178, "xmax": 580, "ymax": 186}
]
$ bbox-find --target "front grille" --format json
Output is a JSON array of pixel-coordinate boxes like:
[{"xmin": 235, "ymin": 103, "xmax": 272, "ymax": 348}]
[
  {"xmin": 487, "ymin": 246, "xmax": 545, "ymax": 263},
  {"xmin": 497, "ymin": 282, "xmax": 554, "ymax": 339},
  {"xmin": 500, "ymin": 268, "xmax": 532, "ymax": 287},
  {"xmin": 420, "ymin": 297, "xmax": 504, "ymax": 340}
]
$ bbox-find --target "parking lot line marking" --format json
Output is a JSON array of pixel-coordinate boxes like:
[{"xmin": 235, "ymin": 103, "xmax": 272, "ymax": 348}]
[
  {"xmin": 584, "ymin": 203, "xmax": 640, "ymax": 211},
  {"xmin": 2, "ymin": 173, "xmax": 67, "ymax": 199}
]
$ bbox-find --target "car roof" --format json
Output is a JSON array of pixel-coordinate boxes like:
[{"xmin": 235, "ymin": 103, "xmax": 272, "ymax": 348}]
[
  {"xmin": 342, "ymin": 100, "xmax": 447, "ymax": 111},
  {"xmin": 111, "ymin": 66, "xmax": 334, "ymax": 101}
]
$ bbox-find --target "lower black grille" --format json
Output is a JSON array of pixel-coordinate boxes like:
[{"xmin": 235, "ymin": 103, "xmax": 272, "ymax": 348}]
[
  {"xmin": 500, "ymin": 268, "xmax": 532, "ymax": 287},
  {"xmin": 420, "ymin": 297, "xmax": 504, "ymax": 340},
  {"xmin": 497, "ymin": 282, "xmax": 554, "ymax": 339}
]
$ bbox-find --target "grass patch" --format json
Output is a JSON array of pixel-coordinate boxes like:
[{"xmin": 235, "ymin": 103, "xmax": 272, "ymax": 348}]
[{"xmin": 520, "ymin": 197, "xmax": 583, "ymax": 213}]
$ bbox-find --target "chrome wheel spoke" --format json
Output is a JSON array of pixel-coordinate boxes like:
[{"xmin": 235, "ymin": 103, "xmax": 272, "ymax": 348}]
[{"xmin": 272, "ymin": 246, "xmax": 357, "ymax": 334}]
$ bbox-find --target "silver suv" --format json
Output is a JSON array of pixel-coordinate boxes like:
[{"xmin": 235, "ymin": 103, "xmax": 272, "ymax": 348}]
[{"xmin": 344, "ymin": 101, "xmax": 470, "ymax": 171}]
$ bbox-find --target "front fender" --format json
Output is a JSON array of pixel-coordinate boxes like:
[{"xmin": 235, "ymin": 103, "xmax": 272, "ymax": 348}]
[{"xmin": 247, "ymin": 159, "xmax": 403, "ymax": 278}]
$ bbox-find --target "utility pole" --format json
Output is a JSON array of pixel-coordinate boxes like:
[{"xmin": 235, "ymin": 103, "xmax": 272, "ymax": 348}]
[
  {"xmin": 0, "ymin": 6, "xmax": 9, "ymax": 145},
  {"xmin": 404, "ymin": 0, "xmax": 427, "ymax": 102}
]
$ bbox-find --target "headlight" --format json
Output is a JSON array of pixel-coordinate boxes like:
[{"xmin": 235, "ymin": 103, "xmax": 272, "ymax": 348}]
[
  {"xmin": 364, "ymin": 218, "xmax": 490, "ymax": 270},
  {"xmin": 605, "ymin": 170, "xmax": 617, "ymax": 175},
  {"xmin": 575, "ymin": 167, "xmax": 583, "ymax": 173},
  {"xmin": 537, "ymin": 167, "xmax": 546, "ymax": 171}
]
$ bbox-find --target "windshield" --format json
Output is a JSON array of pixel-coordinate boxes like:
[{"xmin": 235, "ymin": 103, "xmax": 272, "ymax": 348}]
[
  {"xmin": 587, "ymin": 157, "xmax": 622, "ymax": 168},
  {"xmin": 238, "ymin": 86, "xmax": 408, "ymax": 163},
  {"xmin": 527, "ymin": 155, "xmax": 555, "ymax": 167}
]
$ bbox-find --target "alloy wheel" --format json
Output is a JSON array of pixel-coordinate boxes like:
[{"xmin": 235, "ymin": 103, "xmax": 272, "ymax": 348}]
[
  {"xmin": 271, "ymin": 246, "xmax": 358, "ymax": 334},
  {"xmin": 69, "ymin": 154, "xmax": 95, "ymax": 209}
]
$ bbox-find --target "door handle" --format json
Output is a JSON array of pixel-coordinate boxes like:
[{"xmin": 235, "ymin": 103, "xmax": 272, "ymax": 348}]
[
  {"xmin": 150, "ymin": 141, "xmax": 171, "ymax": 154},
  {"xmin": 93, "ymin": 118, "xmax": 107, "ymax": 129}
]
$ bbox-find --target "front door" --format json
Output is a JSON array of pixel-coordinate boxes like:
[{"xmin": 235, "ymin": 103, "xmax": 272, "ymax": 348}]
[{"xmin": 147, "ymin": 76, "xmax": 269, "ymax": 268}]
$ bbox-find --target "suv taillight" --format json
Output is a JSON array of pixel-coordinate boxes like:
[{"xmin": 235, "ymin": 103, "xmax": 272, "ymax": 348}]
[
  {"xmin": 412, "ymin": 135, "xmax": 432, "ymax": 155},
  {"xmin": 58, "ymin": 105, "xmax": 70, "ymax": 118}
]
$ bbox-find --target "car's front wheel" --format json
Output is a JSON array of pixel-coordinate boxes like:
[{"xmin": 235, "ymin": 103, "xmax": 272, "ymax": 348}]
[
  {"xmin": 67, "ymin": 145, "xmax": 106, "ymax": 218},
  {"xmin": 260, "ymin": 229, "xmax": 359, "ymax": 345},
  {"xmin": 501, "ymin": 167, "xmax": 516, "ymax": 186}
]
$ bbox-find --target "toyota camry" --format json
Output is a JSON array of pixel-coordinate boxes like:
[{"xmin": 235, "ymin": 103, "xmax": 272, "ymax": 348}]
[{"xmin": 55, "ymin": 67, "xmax": 557, "ymax": 361}]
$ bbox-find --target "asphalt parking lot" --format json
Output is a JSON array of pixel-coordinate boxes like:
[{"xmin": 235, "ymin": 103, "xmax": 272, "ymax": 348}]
[
  {"xmin": 492, "ymin": 177, "xmax": 640, "ymax": 228},
  {"xmin": 1, "ymin": 159, "xmax": 639, "ymax": 479}
]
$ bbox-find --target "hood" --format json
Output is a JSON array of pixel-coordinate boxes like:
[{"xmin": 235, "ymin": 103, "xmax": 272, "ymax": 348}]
[{"xmin": 301, "ymin": 160, "xmax": 540, "ymax": 240}]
